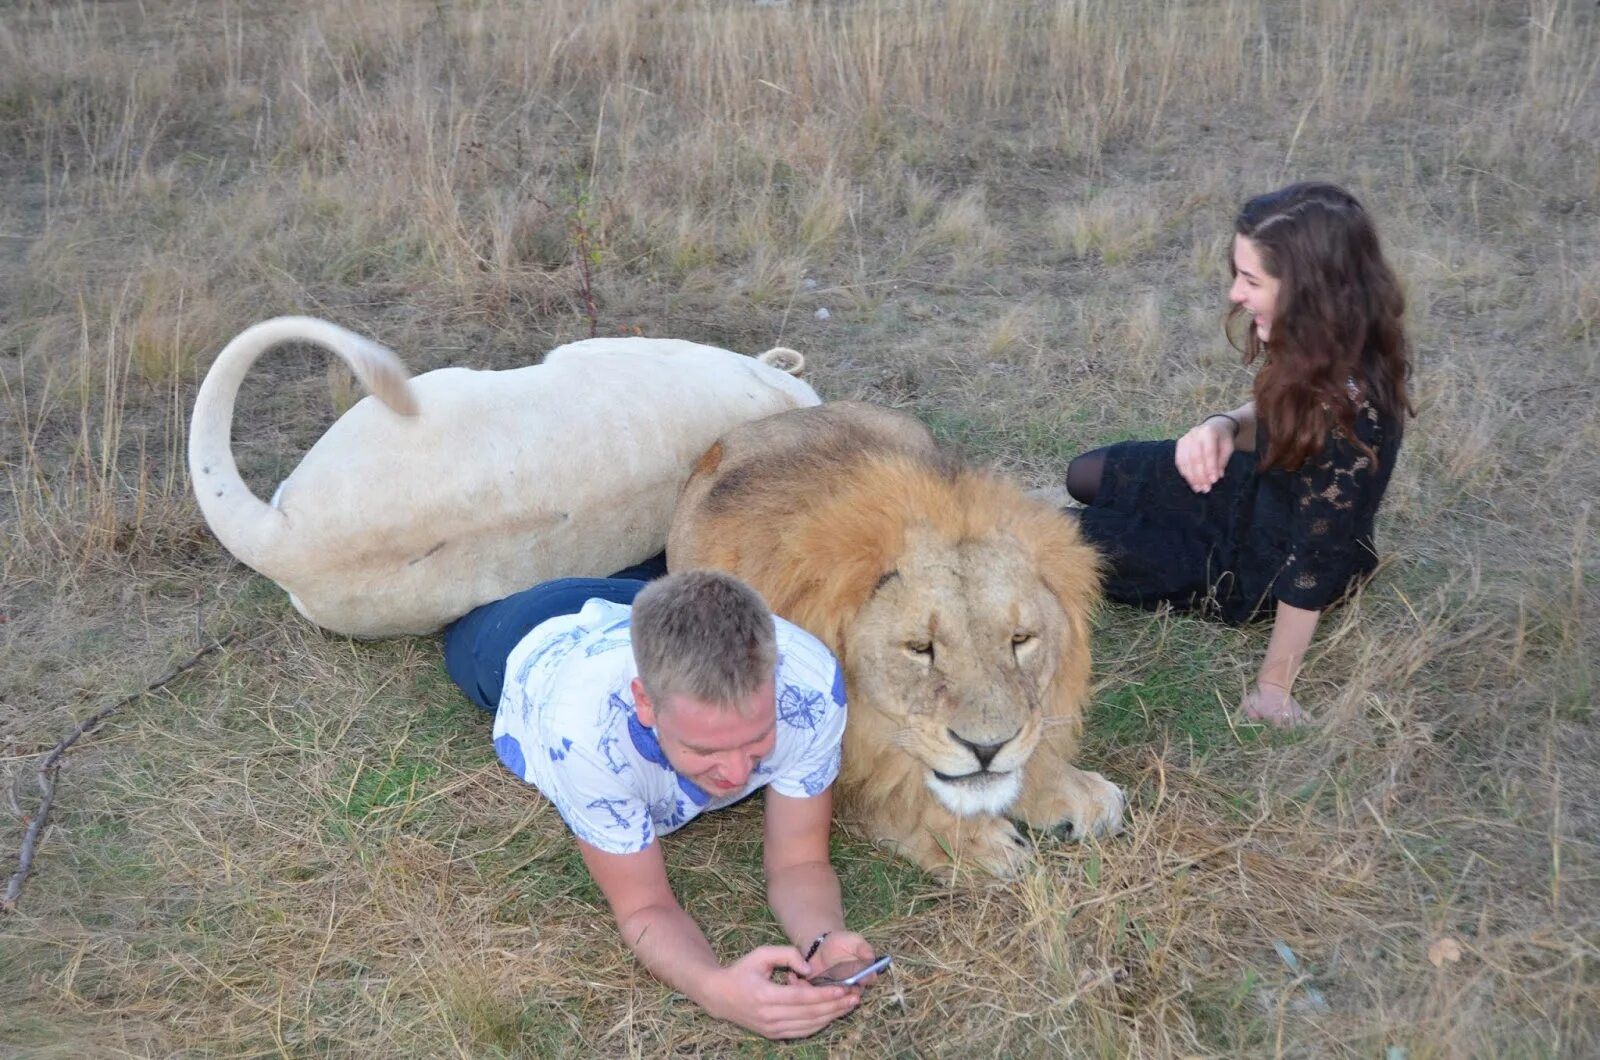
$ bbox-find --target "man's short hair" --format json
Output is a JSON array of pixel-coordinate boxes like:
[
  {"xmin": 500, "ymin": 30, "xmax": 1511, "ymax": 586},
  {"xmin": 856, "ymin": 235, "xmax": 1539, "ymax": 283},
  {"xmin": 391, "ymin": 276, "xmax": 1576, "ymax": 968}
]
[{"xmin": 631, "ymin": 570, "xmax": 777, "ymax": 714}]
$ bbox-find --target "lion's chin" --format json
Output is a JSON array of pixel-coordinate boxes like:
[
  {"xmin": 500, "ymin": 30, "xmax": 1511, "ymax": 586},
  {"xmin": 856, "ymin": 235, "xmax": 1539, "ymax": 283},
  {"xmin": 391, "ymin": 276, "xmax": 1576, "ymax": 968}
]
[{"xmin": 925, "ymin": 768, "xmax": 1023, "ymax": 817}]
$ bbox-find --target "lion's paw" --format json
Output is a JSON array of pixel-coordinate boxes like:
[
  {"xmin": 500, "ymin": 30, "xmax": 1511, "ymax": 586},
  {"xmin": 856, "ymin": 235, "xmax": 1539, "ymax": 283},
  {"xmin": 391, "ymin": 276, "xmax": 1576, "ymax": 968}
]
[
  {"xmin": 1019, "ymin": 766, "xmax": 1125, "ymax": 843},
  {"xmin": 959, "ymin": 816, "xmax": 1034, "ymax": 879}
]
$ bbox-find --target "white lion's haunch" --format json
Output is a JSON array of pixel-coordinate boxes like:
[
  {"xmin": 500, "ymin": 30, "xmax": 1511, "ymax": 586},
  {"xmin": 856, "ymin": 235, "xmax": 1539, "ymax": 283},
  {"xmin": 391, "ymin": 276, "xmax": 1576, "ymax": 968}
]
[{"xmin": 189, "ymin": 317, "xmax": 819, "ymax": 637}]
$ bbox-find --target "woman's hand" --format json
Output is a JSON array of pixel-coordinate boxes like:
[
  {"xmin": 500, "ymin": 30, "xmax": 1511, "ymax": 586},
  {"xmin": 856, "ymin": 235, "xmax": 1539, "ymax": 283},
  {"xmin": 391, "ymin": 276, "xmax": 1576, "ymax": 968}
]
[
  {"xmin": 701, "ymin": 945, "xmax": 861, "ymax": 1040},
  {"xmin": 1241, "ymin": 682, "xmax": 1309, "ymax": 727},
  {"xmin": 1175, "ymin": 416, "xmax": 1238, "ymax": 493}
]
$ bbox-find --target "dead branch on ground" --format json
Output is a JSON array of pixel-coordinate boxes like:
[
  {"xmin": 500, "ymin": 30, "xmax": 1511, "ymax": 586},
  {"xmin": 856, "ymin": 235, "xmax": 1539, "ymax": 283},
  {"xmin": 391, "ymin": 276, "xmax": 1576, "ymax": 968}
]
[{"xmin": 2, "ymin": 633, "xmax": 239, "ymax": 913}]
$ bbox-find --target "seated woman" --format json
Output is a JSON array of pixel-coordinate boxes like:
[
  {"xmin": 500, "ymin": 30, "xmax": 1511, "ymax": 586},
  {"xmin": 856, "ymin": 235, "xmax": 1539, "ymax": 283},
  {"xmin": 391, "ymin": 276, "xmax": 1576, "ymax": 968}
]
[{"xmin": 1064, "ymin": 182, "xmax": 1413, "ymax": 726}]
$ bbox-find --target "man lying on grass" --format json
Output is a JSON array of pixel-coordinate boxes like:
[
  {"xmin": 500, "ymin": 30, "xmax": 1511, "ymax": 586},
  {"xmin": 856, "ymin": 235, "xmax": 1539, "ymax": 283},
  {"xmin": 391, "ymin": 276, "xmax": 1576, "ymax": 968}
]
[{"xmin": 442, "ymin": 565, "xmax": 876, "ymax": 1040}]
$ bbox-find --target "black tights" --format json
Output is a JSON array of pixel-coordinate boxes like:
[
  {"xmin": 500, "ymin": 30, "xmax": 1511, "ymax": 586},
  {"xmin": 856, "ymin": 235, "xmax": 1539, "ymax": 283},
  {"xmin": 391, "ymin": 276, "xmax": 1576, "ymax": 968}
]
[{"xmin": 1065, "ymin": 447, "xmax": 1110, "ymax": 507}]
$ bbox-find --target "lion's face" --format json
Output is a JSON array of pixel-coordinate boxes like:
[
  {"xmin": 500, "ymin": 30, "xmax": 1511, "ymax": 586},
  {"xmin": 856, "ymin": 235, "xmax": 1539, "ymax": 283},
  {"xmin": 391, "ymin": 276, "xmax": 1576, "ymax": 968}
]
[{"xmin": 841, "ymin": 523, "xmax": 1071, "ymax": 818}]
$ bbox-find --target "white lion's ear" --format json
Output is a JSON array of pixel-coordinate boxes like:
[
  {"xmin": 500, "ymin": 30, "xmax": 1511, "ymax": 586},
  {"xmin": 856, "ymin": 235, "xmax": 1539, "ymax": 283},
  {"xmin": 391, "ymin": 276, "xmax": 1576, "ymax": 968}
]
[{"xmin": 757, "ymin": 346, "xmax": 805, "ymax": 377}]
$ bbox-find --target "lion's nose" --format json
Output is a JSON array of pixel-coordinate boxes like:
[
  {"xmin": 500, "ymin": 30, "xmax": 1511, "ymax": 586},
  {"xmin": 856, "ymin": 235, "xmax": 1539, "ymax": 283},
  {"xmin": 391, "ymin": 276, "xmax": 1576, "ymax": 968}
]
[{"xmin": 948, "ymin": 728, "xmax": 1018, "ymax": 770}]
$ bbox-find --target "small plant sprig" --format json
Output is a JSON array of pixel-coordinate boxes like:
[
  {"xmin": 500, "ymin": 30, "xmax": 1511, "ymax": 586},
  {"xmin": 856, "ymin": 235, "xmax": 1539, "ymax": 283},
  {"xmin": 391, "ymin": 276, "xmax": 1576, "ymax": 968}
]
[
  {"xmin": 569, "ymin": 180, "xmax": 602, "ymax": 338},
  {"xmin": 521, "ymin": 167, "xmax": 605, "ymax": 337}
]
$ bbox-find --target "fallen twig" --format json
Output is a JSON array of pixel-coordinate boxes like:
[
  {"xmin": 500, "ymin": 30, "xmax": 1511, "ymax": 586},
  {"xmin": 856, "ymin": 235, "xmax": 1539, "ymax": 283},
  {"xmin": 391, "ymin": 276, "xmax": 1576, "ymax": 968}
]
[{"xmin": 2, "ymin": 633, "xmax": 239, "ymax": 913}]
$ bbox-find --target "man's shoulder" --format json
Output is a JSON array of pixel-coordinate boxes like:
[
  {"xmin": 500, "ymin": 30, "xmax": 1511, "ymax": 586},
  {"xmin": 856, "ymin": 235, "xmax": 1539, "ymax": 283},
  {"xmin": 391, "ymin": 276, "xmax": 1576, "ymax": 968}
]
[
  {"xmin": 773, "ymin": 618, "xmax": 843, "ymax": 696},
  {"xmin": 507, "ymin": 598, "xmax": 638, "ymax": 690},
  {"xmin": 772, "ymin": 615, "xmax": 836, "ymax": 667},
  {"xmin": 770, "ymin": 619, "xmax": 847, "ymax": 748}
]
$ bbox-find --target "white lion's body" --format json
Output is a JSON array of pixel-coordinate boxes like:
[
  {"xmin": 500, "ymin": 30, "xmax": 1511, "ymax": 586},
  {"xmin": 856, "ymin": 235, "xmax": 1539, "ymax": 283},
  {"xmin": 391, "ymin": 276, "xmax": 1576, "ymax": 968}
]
[{"xmin": 189, "ymin": 317, "xmax": 819, "ymax": 637}]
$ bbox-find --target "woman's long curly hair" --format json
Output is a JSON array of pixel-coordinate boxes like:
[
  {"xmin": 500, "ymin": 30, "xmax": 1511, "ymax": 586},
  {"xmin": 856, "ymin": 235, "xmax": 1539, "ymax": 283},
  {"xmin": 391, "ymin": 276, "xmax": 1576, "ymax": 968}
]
[{"xmin": 1228, "ymin": 182, "xmax": 1413, "ymax": 472}]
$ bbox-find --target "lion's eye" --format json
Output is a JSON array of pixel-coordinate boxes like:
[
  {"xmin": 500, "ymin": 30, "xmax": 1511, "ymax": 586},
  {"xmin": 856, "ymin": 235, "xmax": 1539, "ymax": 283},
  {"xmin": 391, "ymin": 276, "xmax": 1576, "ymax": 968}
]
[
  {"xmin": 1011, "ymin": 632, "xmax": 1034, "ymax": 645},
  {"xmin": 905, "ymin": 641, "xmax": 934, "ymax": 660}
]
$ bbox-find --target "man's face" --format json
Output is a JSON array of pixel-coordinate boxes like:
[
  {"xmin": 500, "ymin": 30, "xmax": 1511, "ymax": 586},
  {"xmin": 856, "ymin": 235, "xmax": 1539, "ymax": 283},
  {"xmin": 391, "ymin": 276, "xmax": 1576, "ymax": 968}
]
[{"xmin": 632, "ymin": 677, "xmax": 778, "ymax": 794}]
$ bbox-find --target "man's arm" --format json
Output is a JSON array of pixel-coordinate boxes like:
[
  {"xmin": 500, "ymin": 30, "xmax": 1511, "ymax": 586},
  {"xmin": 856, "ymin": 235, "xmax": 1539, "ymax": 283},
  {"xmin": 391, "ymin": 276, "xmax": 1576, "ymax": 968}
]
[
  {"xmin": 762, "ymin": 788, "xmax": 875, "ymax": 973},
  {"xmin": 577, "ymin": 837, "xmax": 860, "ymax": 1038}
]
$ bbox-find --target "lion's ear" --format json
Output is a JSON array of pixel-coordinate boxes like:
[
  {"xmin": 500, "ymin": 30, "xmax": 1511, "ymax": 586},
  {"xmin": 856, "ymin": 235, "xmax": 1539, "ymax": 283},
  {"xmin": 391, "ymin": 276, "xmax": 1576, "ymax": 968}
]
[
  {"xmin": 788, "ymin": 481, "xmax": 908, "ymax": 654},
  {"xmin": 786, "ymin": 578, "xmax": 865, "ymax": 659},
  {"xmin": 1010, "ymin": 501, "xmax": 1102, "ymax": 681}
]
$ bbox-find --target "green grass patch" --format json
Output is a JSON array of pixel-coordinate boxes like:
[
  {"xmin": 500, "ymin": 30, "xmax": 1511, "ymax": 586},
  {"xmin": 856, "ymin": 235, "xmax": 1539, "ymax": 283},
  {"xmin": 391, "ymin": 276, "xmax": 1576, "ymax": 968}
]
[
  {"xmin": 324, "ymin": 749, "xmax": 446, "ymax": 850},
  {"xmin": 497, "ymin": 835, "xmax": 606, "ymax": 911},
  {"xmin": 1083, "ymin": 615, "xmax": 1253, "ymax": 760},
  {"xmin": 921, "ymin": 404, "xmax": 1179, "ymax": 469},
  {"xmin": 829, "ymin": 834, "xmax": 935, "ymax": 928},
  {"xmin": 922, "ymin": 406, "xmax": 1085, "ymax": 465}
]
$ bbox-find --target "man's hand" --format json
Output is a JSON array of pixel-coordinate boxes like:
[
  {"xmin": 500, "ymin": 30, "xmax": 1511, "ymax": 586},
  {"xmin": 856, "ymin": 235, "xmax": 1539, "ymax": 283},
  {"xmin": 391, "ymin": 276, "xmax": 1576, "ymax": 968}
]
[
  {"xmin": 702, "ymin": 944, "xmax": 861, "ymax": 1040},
  {"xmin": 811, "ymin": 931, "xmax": 880, "ymax": 986},
  {"xmin": 1175, "ymin": 416, "xmax": 1237, "ymax": 493}
]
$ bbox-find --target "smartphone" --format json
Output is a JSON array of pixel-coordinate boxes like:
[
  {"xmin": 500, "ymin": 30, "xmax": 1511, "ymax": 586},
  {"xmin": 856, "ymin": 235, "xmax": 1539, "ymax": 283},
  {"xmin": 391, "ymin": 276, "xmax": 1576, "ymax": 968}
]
[{"xmin": 807, "ymin": 954, "xmax": 891, "ymax": 987}]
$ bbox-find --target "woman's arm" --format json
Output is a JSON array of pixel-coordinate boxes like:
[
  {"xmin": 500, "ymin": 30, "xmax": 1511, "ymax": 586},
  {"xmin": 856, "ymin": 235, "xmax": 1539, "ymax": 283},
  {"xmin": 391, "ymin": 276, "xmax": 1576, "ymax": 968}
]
[
  {"xmin": 1260, "ymin": 598, "xmax": 1318, "ymax": 690},
  {"xmin": 1243, "ymin": 599, "xmax": 1319, "ymax": 725},
  {"xmin": 1176, "ymin": 399, "xmax": 1257, "ymax": 492},
  {"xmin": 1222, "ymin": 398, "xmax": 1258, "ymax": 452}
]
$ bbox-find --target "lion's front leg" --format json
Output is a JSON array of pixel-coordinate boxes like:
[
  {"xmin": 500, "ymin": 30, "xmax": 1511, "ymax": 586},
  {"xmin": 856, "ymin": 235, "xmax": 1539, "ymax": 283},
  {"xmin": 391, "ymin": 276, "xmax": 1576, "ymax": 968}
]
[
  {"xmin": 852, "ymin": 799, "xmax": 1033, "ymax": 879},
  {"xmin": 1010, "ymin": 756, "xmax": 1125, "ymax": 843}
]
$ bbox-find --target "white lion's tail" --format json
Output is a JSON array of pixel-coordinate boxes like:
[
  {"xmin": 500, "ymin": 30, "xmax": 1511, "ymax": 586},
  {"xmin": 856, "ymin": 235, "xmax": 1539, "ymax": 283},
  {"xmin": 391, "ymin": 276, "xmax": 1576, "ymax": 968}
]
[
  {"xmin": 757, "ymin": 346, "xmax": 806, "ymax": 377},
  {"xmin": 188, "ymin": 316, "xmax": 416, "ymax": 579}
]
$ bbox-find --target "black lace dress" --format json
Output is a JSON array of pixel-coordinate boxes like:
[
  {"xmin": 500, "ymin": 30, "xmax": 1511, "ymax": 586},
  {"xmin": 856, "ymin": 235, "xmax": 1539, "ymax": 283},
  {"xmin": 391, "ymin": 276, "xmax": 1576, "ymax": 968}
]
[{"xmin": 1075, "ymin": 392, "xmax": 1401, "ymax": 624}]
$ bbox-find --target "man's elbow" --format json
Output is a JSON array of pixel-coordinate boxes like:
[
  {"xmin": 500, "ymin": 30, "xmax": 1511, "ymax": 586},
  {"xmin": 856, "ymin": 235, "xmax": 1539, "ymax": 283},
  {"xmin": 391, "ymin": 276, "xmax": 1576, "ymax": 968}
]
[
  {"xmin": 763, "ymin": 855, "xmax": 833, "ymax": 883},
  {"xmin": 615, "ymin": 901, "xmax": 677, "ymax": 949}
]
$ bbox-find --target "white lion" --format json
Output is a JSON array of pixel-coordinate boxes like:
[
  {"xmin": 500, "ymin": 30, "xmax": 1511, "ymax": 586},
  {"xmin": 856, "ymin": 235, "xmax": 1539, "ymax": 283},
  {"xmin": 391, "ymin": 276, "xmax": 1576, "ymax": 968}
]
[{"xmin": 189, "ymin": 317, "xmax": 819, "ymax": 637}]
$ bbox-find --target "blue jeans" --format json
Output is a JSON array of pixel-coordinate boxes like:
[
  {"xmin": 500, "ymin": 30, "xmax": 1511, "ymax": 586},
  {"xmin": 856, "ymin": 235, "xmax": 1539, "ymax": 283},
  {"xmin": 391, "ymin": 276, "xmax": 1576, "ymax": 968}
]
[{"xmin": 442, "ymin": 553, "xmax": 667, "ymax": 713}]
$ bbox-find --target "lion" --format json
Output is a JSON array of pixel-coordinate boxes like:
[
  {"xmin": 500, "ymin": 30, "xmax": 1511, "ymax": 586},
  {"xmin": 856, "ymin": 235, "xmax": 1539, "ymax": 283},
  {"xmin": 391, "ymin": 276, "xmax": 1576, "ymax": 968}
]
[
  {"xmin": 189, "ymin": 316, "xmax": 818, "ymax": 638},
  {"xmin": 667, "ymin": 402, "xmax": 1125, "ymax": 877}
]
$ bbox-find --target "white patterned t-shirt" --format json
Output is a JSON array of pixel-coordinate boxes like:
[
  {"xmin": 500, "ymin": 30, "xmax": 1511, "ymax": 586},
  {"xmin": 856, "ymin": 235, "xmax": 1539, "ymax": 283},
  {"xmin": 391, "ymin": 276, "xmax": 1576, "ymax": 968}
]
[{"xmin": 491, "ymin": 597, "xmax": 847, "ymax": 855}]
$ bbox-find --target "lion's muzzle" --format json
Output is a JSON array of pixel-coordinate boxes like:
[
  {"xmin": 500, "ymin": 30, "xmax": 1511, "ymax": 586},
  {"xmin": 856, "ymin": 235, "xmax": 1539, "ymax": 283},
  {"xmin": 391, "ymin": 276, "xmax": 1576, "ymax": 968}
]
[{"xmin": 925, "ymin": 766, "xmax": 1024, "ymax": 817}]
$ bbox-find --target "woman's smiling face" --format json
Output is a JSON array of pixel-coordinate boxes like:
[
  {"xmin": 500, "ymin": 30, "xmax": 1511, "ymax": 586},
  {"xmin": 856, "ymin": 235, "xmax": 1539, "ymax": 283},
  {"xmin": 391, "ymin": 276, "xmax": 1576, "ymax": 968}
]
[{"xmin": 1229, "ymin": 234, "xmax": 1282, "ymax": 343}]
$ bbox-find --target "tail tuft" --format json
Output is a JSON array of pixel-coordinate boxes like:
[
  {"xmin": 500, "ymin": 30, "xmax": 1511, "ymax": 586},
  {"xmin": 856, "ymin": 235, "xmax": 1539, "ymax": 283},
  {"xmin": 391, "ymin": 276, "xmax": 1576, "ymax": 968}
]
[{"xmin": 351, "ymin": 342, "xmax": 418, "ymax": 415}]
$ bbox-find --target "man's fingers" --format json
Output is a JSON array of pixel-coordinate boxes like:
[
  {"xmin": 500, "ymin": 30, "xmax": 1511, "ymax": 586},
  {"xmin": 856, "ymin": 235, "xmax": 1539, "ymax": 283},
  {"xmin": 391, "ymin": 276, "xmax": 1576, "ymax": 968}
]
[
  {"xmin": 765, "ymin": 993, "xmax": 861, "ymax": 1038},
  {"xmin": 758, "ymin": 985, "xmax": 856, "ymax": 1024},
  {"xmin": 820, "ymin": 929, "xmax": 875, "ymax": 962},
  {"xmin": 760, "ymin": 981, "xmax": 853, "ymax": 1006},
  {"xmin": 746, "ymin": 944, "xmax": 810, "ymax": 977}
]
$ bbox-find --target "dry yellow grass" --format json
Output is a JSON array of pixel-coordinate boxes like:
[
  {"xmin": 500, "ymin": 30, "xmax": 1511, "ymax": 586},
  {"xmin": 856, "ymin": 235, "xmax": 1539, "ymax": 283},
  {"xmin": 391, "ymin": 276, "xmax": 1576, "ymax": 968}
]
[{"xmin": 2, "ymin": 0, "xmax": 1596, "ymax": 1056}]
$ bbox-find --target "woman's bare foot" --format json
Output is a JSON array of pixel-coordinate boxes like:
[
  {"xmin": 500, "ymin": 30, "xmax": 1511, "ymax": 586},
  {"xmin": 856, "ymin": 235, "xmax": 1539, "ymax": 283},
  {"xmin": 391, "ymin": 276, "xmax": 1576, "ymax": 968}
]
[{"xmin": 1241, "ymin": 683, "xmax": 1309, "ymax": 727}]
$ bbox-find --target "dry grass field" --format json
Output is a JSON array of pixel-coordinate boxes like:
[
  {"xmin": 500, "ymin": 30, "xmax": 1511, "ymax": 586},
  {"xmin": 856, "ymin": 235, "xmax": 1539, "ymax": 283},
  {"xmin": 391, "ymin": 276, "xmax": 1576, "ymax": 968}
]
[{"xmin": 2, "ymin": 0, "xmax": 1596, "ymax": 1055}]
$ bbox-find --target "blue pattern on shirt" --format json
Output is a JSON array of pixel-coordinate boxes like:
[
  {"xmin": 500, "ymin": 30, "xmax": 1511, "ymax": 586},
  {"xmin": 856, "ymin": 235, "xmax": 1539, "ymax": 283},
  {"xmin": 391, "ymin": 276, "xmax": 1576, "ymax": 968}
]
[
  {"xmin": 587, "ymin": 796, "xmax": 633, "ymax": 831},
  {"xmin": 799, "ymin": 747, "xmax": 842, "ymax": 797},
  {"xmin": 777, "ymin": 685, "xmax": 825, "ymax": 731},
  {"xmin": 628, "ymin": 712, "xmax": 670, "ymax": 767},
  {"xmin": 494, "ymin": 733, "xmax": 526, "ymax": 778}
]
